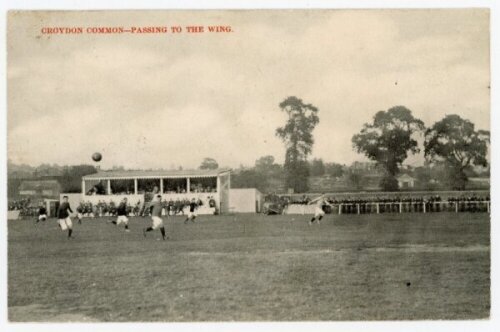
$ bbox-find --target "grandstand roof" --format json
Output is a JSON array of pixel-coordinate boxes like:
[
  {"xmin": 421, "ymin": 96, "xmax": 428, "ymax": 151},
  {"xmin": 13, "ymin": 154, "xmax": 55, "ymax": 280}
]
[{"xmin": 82, "ymin": 168, "xmax": 231, "ymax": 180}]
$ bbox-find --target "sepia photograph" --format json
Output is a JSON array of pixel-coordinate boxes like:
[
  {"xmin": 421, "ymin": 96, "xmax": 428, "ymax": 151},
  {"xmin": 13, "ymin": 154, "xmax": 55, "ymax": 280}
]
[{"xmin": 3, "ymin": 3, "xmax": 496, "ymax": 328}]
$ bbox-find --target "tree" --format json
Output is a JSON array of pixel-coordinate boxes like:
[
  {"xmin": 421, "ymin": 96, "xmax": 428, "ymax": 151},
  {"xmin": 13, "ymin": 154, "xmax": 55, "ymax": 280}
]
[
  {"xmin": 324, "ymin": 162, "xmax": 344, "ymax": 178},
  {"xmin": 276, "ymin": 96, "xmax": 319, "ymax": 193},
  {"xmin": 424, "ymin": 114, "xmax": 489, "ymax": 190},
  {"xmin": 60, "ymin": 165, "xmax": 98, "ymax": 192},
  {"xmin": 414, "ymin": 166, "xmax": 433, "ymax": 190},
  {"xmin": 352, "ymin": 106, "xmax": 425, "ymax": 191},
  {"xmin": 231, "ymin": 169, "xmax": 267, "ymax": 192},
  {"xmin": 255, "ymin": 155, "xmax": 281, "ymax": 175},
  {"xmin": 309, "ymin": 158, "xmax": 326, "ymax": 176},
  {"xmin": 199, "ymin": 157, "xmax": 219, "ymax": 170},
  {"xmin": 346, "ymin": 170, "xmax": 364, "ymax": 190}
]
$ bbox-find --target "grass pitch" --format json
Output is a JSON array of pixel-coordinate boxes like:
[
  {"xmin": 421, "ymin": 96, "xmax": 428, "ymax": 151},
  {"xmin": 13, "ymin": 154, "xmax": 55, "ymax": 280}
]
[{"xmin": 8, "ymin": 212, "xmax": 490, "ymax": 321}]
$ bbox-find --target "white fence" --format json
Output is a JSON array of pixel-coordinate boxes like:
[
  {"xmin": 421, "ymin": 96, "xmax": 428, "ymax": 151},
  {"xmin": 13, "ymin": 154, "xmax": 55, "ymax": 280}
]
[{"xmin": 284, "ymin": 201, "xmax": 490, "ymax": 215}]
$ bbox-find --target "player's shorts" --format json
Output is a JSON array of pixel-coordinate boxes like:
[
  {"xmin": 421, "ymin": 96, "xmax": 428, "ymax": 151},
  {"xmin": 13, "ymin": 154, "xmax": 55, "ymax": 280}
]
[
  {"xmin": 314, "ymin": 207, "xmax": 325, "ymax": 217},
  {"xmin": 58, "ymin": 217, "xmax": 73, "ymax": 230},
  {"xmin": 38, "ymin": 214, "xmax": 47, "ymax": 221},
  {"xmin": 116, "ymin": 215, "xmax": 129, "ymax": 225},
  {"xmin": 151, "ymin": 216, "xmax": 164, "ymax": 229},
  {"xmin": 188, "ymin": 211, "xmax": 197, "ymax": 219},
  {"xmin": 77, "ymin": 213, "xmax": 83, "ymax": 219}
]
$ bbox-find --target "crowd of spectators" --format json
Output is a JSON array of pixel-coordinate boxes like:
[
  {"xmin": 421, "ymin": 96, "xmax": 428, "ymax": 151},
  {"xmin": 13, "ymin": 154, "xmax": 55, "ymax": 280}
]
[
  {"xmin": 9, "ymin": 193, "xmax": 490, "ymax": 219},
  {"xmin": 265, "ymin": 193, "xmax": 491, "ymax": 214},
  {"xmin": 77, "ymin": 196, "xmax": 218, "ymax": 217},
  {"xmin": 7, "ymin": 198, "xmax": 40, "ymax": 216},
  {"xmin": 87, "ymin": 183, "xmax": 217, "ymax": 196}
]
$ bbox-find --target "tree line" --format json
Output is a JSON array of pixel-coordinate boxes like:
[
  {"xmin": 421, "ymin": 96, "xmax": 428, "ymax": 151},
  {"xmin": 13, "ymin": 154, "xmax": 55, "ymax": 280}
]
[
  {"xmin": 8, "ymin": 97, "xmax": 489, "ymax": 195},
  {"xmin": 275, "ymin": 97, "xmax": 489, "ymax": 192}
]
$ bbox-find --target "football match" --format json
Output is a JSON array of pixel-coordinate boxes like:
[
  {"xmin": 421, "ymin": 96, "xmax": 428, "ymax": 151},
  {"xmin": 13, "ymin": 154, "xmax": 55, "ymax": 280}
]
[{"xmin": 6, "ymin": 9, "xmax": 491, "ymax": 323}]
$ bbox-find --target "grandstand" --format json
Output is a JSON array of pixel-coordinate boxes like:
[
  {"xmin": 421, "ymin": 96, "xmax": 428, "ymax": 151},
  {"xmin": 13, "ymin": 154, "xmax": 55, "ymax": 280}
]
[{"xmin": 81, "ymin": 168, "xmax": 231, "ymax": 214}]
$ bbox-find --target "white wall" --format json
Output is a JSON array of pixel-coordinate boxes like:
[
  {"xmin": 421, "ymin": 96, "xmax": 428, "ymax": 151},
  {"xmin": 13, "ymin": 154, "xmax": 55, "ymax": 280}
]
[
  {"xmin": 229, "ymin": 188, "xmax": 259, "ymax": 213},
  {"xmin": 284, "ymin": 205, "xmax": 316, "ymax": 214},
  {"xmin": 255, "ymin": 190, "xmax": 264, "ymax": 213},
  {"xmin": 81, "ymin": 194, "xmax": 144, "ymax": 207},
  {"xmin": 59, "ymin": 193, "xmax": 84, "ymax": 211},
  {"xmin": 7, "ymin": 210, "xmax": 21, "ymax": 220}
]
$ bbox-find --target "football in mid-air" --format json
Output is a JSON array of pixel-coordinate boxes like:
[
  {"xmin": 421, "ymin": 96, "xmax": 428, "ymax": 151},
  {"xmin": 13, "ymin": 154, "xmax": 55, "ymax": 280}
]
[{"xmin": 92, "ymin": 152, "xmax": 102, "ymax": 162}]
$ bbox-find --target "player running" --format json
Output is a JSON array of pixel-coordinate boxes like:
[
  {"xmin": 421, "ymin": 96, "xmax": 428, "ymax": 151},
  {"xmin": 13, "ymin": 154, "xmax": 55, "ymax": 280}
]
[
  {"xmin": 36, "ymin": 203, "xmax": 47, "ymax": 223},
  {"xmin": 184, "ymin": 198, "xmax": 198, "ymax": 224},
  {"xmin": 141, "ymin": 186, "xmax": 161, "ymax": 217},
  {"xmin": 108, "ymin": 197, "xmax": 130, "ymax": 232},
  {"xmin": 308, "ymin": 193, "xmax": 332, "ymax": 225},
  {"xmin": 57, "ymin": 196, "xmax": 74, "ymax": 238},
  {"xmin": 76, "ymin": 205, "xmax": 83, "ymax": 224},
  {"xmin": 143, "ymin": 194, "xmax": 167, "ymax": 240}
]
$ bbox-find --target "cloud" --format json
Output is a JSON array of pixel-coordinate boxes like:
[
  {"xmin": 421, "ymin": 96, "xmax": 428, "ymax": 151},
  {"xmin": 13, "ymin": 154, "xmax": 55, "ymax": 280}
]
[{"xmin": 7, "ymin": 10, "xmax": 490, "ymax": 169}]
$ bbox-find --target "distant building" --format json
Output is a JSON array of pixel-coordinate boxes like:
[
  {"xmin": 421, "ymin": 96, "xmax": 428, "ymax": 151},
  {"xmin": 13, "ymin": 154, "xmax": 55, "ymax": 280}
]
[
  {"xmin": 466, "ymin": 177, "xmax": 490, "ymax": 190},
  {"xmin": 351, "ymin": 161, "xmax": 377, "ymax": 171},
  {"xmin": 18, "ymin": 180, "xmax": 61, "ymax": 199},
  {"xmin": 397, "ymin": 174, "xmax": 416, "ymax": 189}
]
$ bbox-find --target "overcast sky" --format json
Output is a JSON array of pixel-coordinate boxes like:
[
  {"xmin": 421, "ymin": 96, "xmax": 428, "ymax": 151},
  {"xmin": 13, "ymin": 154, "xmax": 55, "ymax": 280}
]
[{"xmin": 7, "ymin": 9, "xmax": 490, "ymax": 170}]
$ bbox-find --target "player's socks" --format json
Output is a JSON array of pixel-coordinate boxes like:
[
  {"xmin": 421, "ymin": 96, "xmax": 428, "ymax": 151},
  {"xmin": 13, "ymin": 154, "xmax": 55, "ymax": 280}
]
[
  {"xmin": 145, "ymin": 227, "xmax": 153, "ymax": 232},
  {"xmin": 125, "ymin": 224, "xmax": 129, "ymax": 230},
  {"xmin": 160, "ymin": 227, "xmax": 166, "ymax": 240},
  {"xmin": 68, "ymin": 229, "xmax": 72, "ymax": 238}
]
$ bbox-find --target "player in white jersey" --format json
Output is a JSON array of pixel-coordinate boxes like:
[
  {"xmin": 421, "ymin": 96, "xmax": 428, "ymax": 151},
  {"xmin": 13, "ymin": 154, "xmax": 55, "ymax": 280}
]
[
  {"xmin": 309, "ymin": 193, "xmax": 332, "ymax": 225},
  {"xmin": 141, "ymin": 186, "xmax": 160, "ymax": 216},
  {"xmin": 143, "ymin": 194, "xmax": 167, "ymax": 240}
]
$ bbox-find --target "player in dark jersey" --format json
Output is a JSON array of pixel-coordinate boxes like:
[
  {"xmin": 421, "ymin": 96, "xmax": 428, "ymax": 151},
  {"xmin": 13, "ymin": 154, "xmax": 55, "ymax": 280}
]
[
  {"xmin": 36, "ymin": 203, "xmax": 47, "ymax": 223},
  {"xmin": 57, "ymin": 196, "xmax": 74, "ymax": 238},
  {"xmin": 143, "ymin": 195, "xmax": 167, "ymax": 240},
  {"xmin": 184, "ymin": 198, "xmax": 198, "ymax": 224},
  {"xmin": 108, "ymin": 197, "xmax": 130, "ymax": 232}
]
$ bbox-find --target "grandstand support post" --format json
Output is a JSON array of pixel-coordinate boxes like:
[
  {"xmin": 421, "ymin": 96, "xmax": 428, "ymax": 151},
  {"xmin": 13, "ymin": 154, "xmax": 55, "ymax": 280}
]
[
  {"xmin": 376, "ymin": 203, "xmax": 380, "ymax": 214},
  {"xmin": 187, "ymin": 178, "xmax": 191, "ymax": 193},
  {"xmin": 134, "ymin": 179, "xmax": 138, "ymax": 195},
  {"xmin": 338, "ymin": 204, "xmax": 342, "ymax": 215},
  {"xmin": 357, "ymin": 204, "xmax": 360, "ymax": 214},
  {"xmin": 159, "ymin": 178, "xmax": 164, "ymax": 194},
  {"xmin": 82, "ymin": 180, "xmax": 85, "ymax": 195},
  {"xmin": 455, "ymin": 202, "xmax": 458, "ymax": 213},
  {"xmin": 487, "ymin": 202, "xmax": 490, "ymax": 213},
  {"xmin": 423, "ymin": 202, "xmax": 426, "ymax": 213},
  {"xmin": 107, "ymin": 180, "xmax": 111, "ymax": 195}
]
